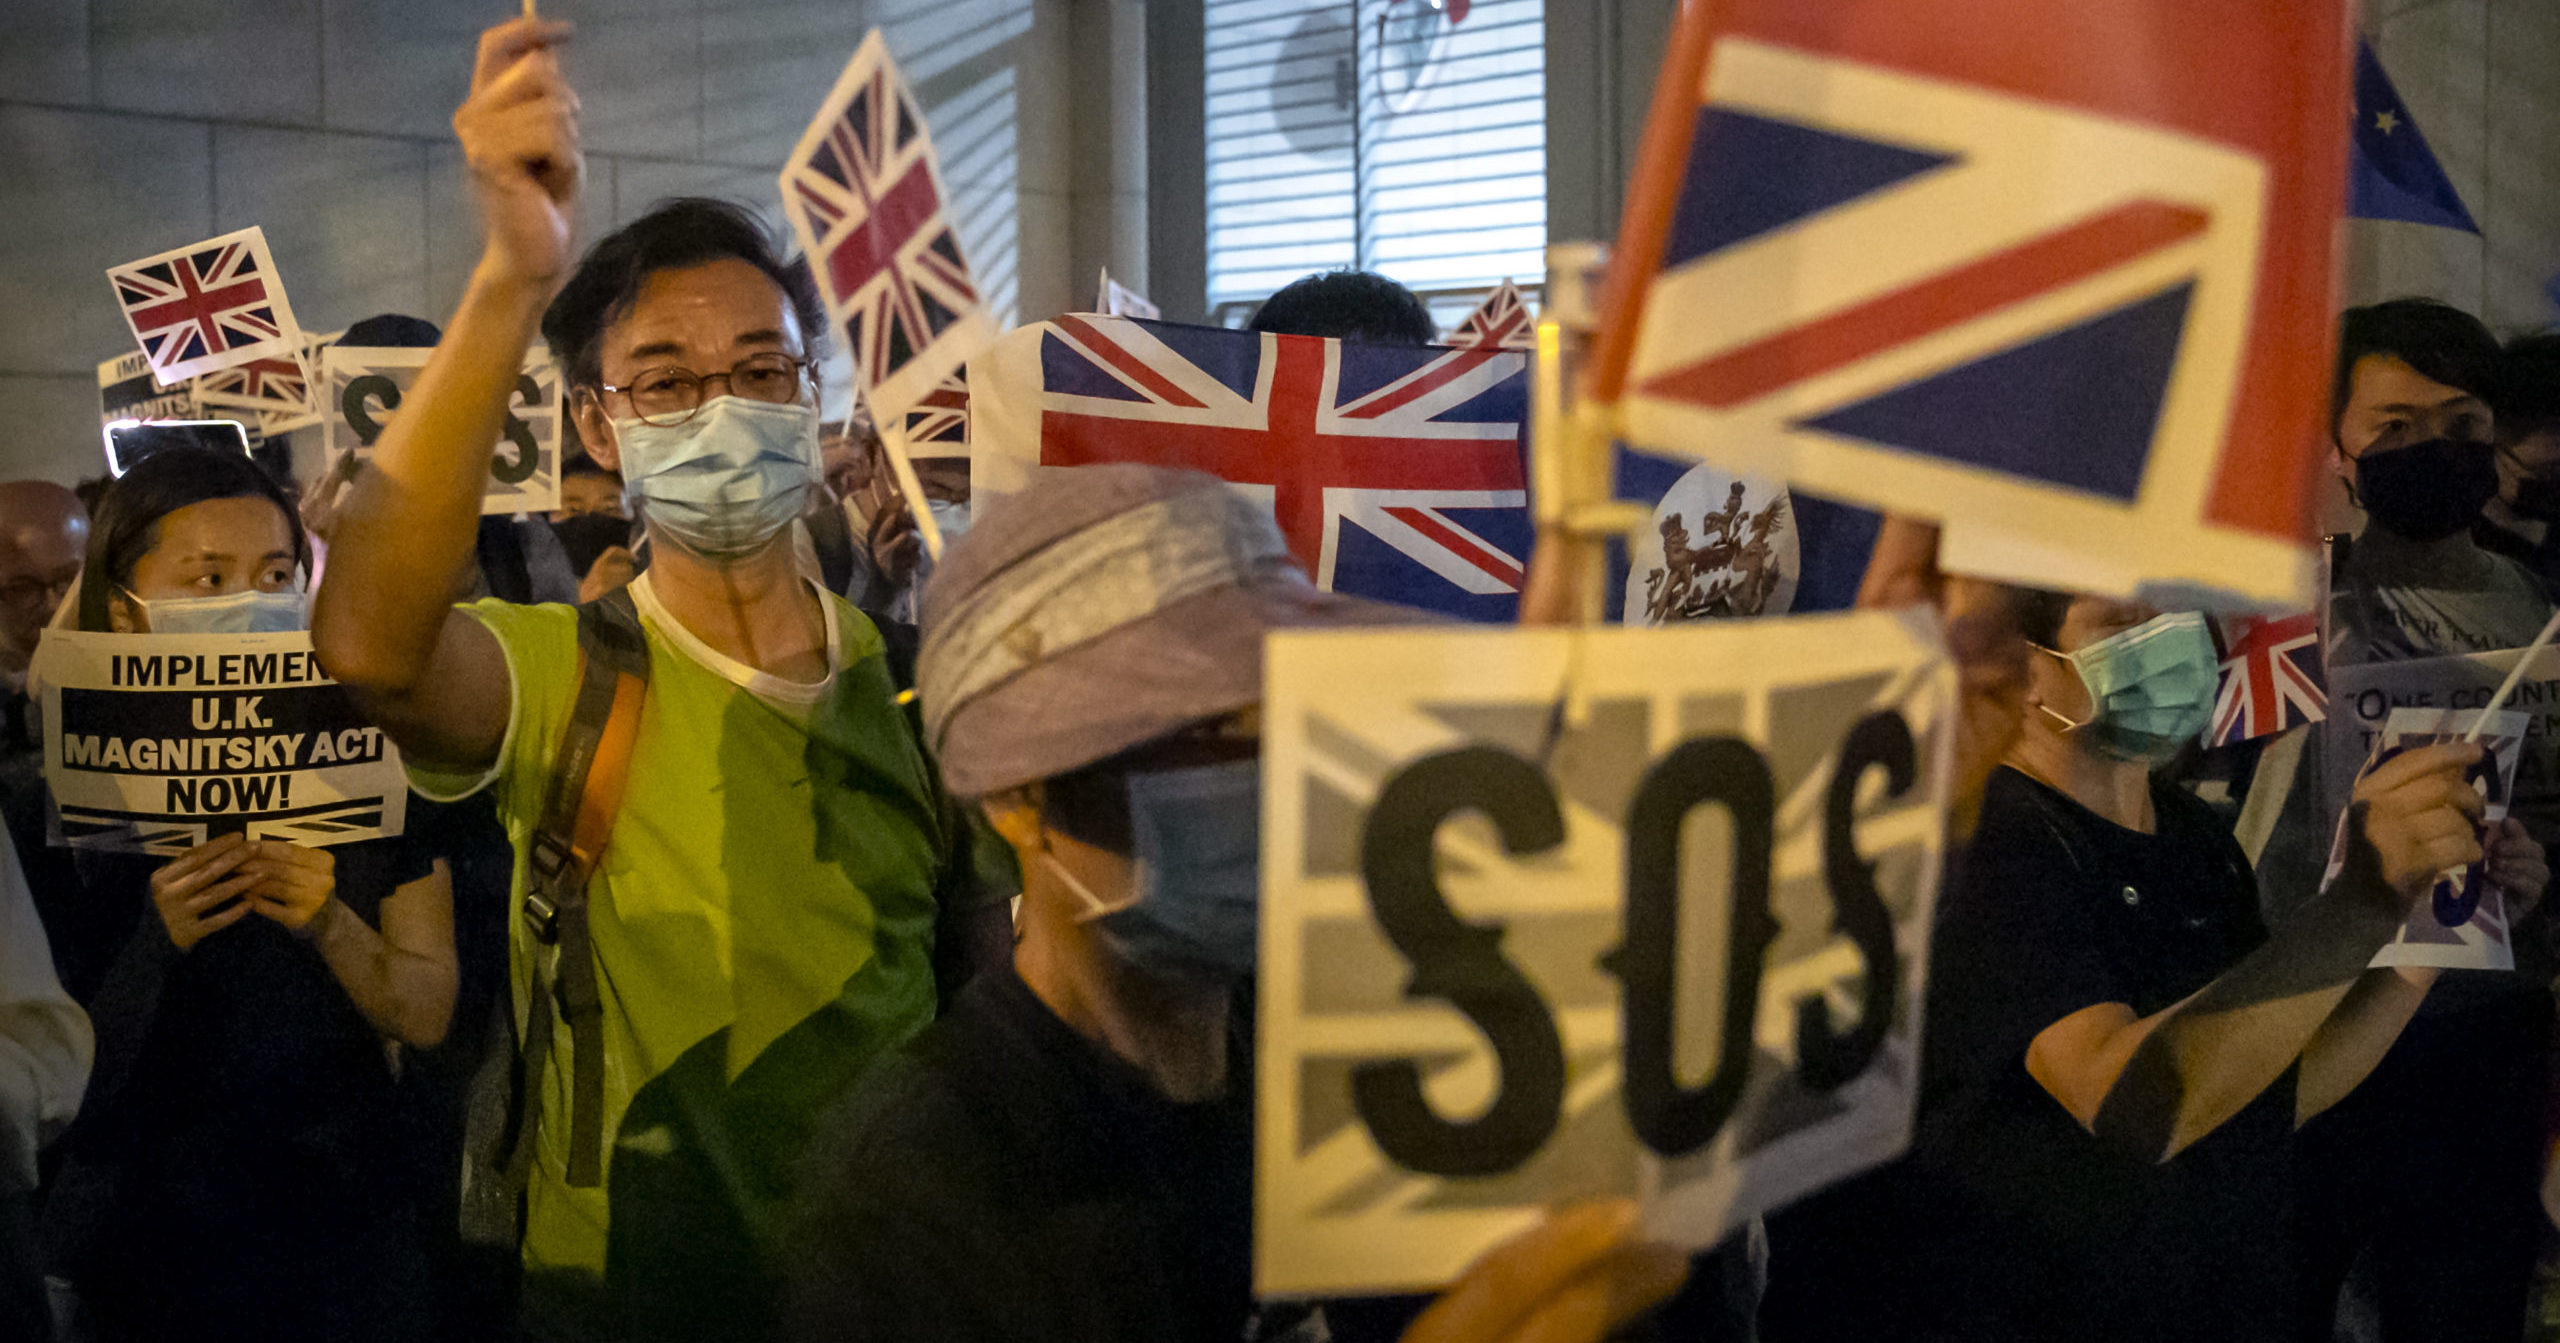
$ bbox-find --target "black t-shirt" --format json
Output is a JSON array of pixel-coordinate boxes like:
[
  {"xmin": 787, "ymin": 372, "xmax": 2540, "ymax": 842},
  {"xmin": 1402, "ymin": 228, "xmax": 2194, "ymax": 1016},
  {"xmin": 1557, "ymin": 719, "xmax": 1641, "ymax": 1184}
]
[
  {"xmin": 1766, "ymin": 767, "xmax": 2299, "ymax": 1343},
  {"xmin": 784, "ymin": 965, "xmax": 1263, "ymax": 1343}
]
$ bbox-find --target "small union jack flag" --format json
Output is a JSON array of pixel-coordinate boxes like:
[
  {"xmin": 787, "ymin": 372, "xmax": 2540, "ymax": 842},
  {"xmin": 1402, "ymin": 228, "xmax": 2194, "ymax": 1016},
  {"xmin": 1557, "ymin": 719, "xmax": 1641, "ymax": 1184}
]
[
  {"xmin": 2207, "ymin": 611, "xmax": 2325, "ymax": 746},
  {"xmin": 904, "ymin": 371, "xmax": 968, "ymax": 453},
  {"xmin": 105, "ymin": 227, "xmax": 302, "ymax": 386},
  {"xmin": 1448, "ymin": 279, "xmax": 1535, "ymax": 350},
  {"xmin": 971, "ymin": 316, "xmax": 1530, "ymax": 621},
  {"xmin": 193, "ymin": 352, "xmax": 311, "ymax": 416},
  {"xmin": 780, "ymin": 31, "xmax": 993, "ymax": 424}
]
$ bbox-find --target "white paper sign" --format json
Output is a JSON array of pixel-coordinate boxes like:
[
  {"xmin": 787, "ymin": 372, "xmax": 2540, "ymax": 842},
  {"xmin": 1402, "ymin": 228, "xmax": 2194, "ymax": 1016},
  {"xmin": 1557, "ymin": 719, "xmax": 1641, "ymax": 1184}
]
[
  {"xmin": 1257, "ymin": 610, "xmax": 1953, "ymax": 1295},
  {"xmin": 97, "ymin": 350, "xmax": 196, "ymax": 428},
  {"xmin": 34, "ymin": 630, "xmax": 408, "ymax": 854},
  {"xmin": 322, "ymin": 346, "xmax": 561, "ymax": 515},
  {"xmin": 2361, "ymin": 707, "xmax": 2526, "ymax": 971}
]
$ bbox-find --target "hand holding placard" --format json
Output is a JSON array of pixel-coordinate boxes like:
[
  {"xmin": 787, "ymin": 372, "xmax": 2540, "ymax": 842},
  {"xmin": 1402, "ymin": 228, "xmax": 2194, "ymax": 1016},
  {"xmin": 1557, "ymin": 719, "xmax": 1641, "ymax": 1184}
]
[{"xmin": 459, "ymin": 16, "xmax": 582, "ymax": 288}]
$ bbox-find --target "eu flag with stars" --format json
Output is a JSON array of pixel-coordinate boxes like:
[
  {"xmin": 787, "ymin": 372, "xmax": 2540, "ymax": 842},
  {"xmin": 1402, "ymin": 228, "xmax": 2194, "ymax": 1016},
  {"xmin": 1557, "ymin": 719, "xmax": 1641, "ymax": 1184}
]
[{"xmin": 2350, "ymin": 39, "xmax": 2477, "ymax": 234}]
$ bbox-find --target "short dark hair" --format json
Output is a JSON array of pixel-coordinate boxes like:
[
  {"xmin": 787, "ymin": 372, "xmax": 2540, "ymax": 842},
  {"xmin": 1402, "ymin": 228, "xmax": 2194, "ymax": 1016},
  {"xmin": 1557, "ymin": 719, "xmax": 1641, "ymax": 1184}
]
[
  {"xmin": 2498, "ymin": 333, "xmax": 2560, "ymax": 443},
  {"xmin": 339, "ymin": 313, "xmax": 442, "ymax": 348},
  {"xmin": 540, "ymin": 197, "xmax": 827, "ymax": 389},
  {"xmin": 1248, "ymin": 269, "xmax": 1438, "ymax": 346},
  {"xmin": 562, "ymin": 453, "xmax": 619, "ymax": 482},
  {"xmin": 2332, "ymin": 298, "xmax": 2501, "ymax": 430},
  {"xmin": 77, "ymin": 447, "xmax": 305, "ymax": 631},
  {"xmin": 2013, "ymin": 588, "xmax": 2076, "ymax": 650}
]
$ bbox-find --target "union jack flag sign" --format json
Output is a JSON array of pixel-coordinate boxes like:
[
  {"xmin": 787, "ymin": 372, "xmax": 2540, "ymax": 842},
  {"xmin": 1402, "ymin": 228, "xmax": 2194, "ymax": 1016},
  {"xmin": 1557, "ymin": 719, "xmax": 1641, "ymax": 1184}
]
[
  {"xmin": 105, "ymin": 226, "xmax": 303, "ymax": 387},
  {"xmin": 1448, "ymin": 279, "xmax": 1535, "ymax": 350},
  {"xmin": 1594, "ymin": 0, "xmax": 2347, "ymax": 609},
  {"xmin": 903, "ymin": 371, "xmax": 969, "ymax": 457},
  {"xmin": 780, "ymin": 31, "xmax": 994, "ymax": 425},
  {"xmin": 193, "ymin": 352, "xmax": 311, "ymax": 417},
  {"xmin": 2208, "ymin": 610, "xmax": 2325, "ymax": 746},
  {"xmin": 970, "ymin": 316, "xmax": 1531, "ymax": 621}
]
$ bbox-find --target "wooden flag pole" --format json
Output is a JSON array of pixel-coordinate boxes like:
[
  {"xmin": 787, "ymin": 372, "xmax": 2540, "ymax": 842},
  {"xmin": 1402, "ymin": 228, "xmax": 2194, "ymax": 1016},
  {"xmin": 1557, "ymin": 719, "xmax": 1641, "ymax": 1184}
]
[
  {"xmin": 522, "ymin": 0, "xmax": 537, "ymax": 20},
  {"xmin": 2464, "ymin": 608, "xmax": 2560, "ymax": 743},
  {"xmin": 878, "ymin": 416, "xmax": 947, "ymax": 563}
]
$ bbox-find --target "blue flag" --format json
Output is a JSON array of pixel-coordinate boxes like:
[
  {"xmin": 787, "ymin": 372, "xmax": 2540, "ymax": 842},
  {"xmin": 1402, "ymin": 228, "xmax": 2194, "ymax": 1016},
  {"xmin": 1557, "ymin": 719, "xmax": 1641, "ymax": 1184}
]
[{"xmin": 2350, "ymin": 39, "xmax": 2478, "ymax": 233}]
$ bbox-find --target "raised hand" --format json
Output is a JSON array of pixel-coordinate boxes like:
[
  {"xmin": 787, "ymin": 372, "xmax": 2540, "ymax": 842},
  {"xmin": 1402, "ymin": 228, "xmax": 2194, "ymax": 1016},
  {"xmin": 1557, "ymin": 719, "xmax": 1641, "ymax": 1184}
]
[
  {"xmin": 149, "ymin": 833, "xmax": 260, "ymax": 951},
  {"xmin": 2353, "ymin": 742, "xmax": 2489, "ymax": 901},
  {"xmin": 456, "ymin": 16, "xmax": 583, "ymax": 288}
]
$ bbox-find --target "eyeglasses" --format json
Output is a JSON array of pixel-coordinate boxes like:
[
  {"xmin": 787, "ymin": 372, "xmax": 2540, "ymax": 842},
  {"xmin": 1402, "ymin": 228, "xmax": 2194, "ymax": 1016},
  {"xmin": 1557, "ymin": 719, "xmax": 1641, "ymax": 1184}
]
[{"xmin": 598, "ymin": 353, "xmax": 816, "ymax": 427}]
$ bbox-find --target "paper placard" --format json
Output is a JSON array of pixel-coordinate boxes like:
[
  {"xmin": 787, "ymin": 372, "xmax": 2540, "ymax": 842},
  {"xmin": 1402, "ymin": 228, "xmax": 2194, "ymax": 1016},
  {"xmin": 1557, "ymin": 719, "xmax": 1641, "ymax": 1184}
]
[
  {"xmin": 97, "ymin": 350, "xmax": 196, "ymax": 429},
  {"xmin": 322, "ymin": 346, "xmax": 561, "ymax": 515},
  {"xmin": 34, "ymin": 630, "xmax": 408, "ymax": 854},
  {"xmin": 2351, "ymin": 708, "xmax": 2526, "ymax": 971},
  {"xmin": 2323, "ymin": 646, "xmax": 2560, "ymax": 841},
  {"xmin": 1256, "ymin": 609, "xmax": 1952, "ymax": 1295}
]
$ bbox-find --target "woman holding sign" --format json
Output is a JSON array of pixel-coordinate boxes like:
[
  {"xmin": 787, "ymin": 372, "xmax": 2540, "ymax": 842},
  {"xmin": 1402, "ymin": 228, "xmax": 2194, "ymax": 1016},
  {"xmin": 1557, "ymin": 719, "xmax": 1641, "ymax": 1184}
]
[{"xmin": 37, "ymin": 447, "xmax": 456, "ymax": 1343}]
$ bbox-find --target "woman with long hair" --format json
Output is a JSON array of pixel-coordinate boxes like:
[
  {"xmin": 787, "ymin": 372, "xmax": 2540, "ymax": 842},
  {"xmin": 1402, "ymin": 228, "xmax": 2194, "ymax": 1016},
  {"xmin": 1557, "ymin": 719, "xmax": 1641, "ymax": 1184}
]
[{"xmin": 39, "ymin": 446, "xmax": 455, "ymax": 1343}]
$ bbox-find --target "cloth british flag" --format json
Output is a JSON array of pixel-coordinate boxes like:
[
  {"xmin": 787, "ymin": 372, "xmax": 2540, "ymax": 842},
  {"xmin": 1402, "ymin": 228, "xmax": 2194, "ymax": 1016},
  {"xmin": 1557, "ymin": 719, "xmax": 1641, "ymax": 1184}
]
[
  {"xmin": 780, "ymin": 30, "xmax": 994, "ymax": 424},
  {"xmin": 2207, "ymin": 611, "xmax": 2325, "ymax": 747},
  {"xmin": 1449, "ymin": 279, "xmax": 1535, "ymax": 350},
  {"xmin": 969, "ymin": 316, "xmax": 1531, "ymax": 621},
  {"xmin": 1596, "ymin": 0, "xmax": 2344, "ymax": 609},
  {"xmin": 105, "ymin": 227, "xmax": 302, "ymax": 386}
]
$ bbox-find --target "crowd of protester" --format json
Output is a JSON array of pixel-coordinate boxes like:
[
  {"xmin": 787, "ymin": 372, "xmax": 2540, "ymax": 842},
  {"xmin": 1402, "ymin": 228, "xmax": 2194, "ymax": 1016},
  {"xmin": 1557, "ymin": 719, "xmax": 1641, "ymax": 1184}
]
[{"xmin": 5, "ymin": 14, "xmax": 2560, "ymax": 1343}]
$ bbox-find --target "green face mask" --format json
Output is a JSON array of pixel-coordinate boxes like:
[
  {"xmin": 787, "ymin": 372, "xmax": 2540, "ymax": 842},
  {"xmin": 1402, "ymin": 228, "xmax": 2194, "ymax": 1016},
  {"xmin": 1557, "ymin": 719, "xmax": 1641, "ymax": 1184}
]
[{"xmin": 2038, "ymin": 611, "xmax": 2217, "ymax": 764}]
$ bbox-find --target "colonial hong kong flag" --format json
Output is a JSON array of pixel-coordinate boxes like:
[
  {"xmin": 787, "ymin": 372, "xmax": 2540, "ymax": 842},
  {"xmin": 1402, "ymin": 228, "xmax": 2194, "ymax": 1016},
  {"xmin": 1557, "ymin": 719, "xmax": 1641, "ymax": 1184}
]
[
  {"xmin": 1449, "ymin": 279, "xmax": 1536, "ymax": 350},
  {"xmin": 780, "ymin": 30, "xmax": 995, "ymax": 425},
  {"xmin": 1593, "ymin": 0, "xmax": 2347, "ymax": 609},
  {"xmin": 2208, "ymin": 611, "xmax": 2326, "ymax": 746},
  {"xmin": 105, "ymin": 226, "xmax": 304, "ymax": 387},
  {"xmin": 969, "ymin": 316, "xmax": 1531, "ymax": 621}
]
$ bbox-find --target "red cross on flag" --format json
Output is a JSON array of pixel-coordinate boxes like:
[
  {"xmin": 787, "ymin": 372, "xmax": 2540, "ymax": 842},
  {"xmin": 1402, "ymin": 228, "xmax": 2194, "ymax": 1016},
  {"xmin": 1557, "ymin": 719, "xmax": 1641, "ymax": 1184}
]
[
  {"xmin": 1448, "ymin": 279, "xmax": 1535, "ymax": 350},
  {"xmin": 105, "ymin": 226, "xmax": 303, "ymax": 387},
  {"xmin": 780, "ymin": 31, "xmax": 994, "ymax": 425}
]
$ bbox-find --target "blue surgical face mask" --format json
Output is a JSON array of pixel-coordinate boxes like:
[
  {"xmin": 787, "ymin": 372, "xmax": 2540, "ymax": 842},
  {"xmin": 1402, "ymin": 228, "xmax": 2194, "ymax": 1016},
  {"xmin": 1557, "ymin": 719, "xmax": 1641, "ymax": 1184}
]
[
  {"xmin": 612, "ymin": 396, "xmax": 821, "ymax": 560},
  {"xmin": 129, "ymin": 586, "xmax": 307, "ymax": 636},
  {"xmin": 1041, "ymin": 758, "xmax": 1261, "ymax": 980},
  {"xmin": 2037, "ymin": 611, "xmax": 2217, "ymax": 764}
]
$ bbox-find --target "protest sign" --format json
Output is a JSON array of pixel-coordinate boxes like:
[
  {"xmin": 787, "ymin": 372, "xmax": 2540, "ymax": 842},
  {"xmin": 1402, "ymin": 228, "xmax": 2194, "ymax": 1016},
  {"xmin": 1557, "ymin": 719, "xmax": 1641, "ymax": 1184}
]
[
  {"xmin": 2347, "ymin": 708, "xmax": 2525, "ymax": 971},
  {"xmin": 33, "ymin": 630, "xmax": 408, "ymax": 855},
  {"xmin": 322, "ymin": 346, "xmax": 561, "ymax": 515},
  {"xmin": 1257, "ymin": 609, "xmax": 1952, "ymax": 1294},
  {"xmin": 96, "ymin": 350, "xmax": 197, "ymax": 429},
  {"xmin": 2323, "ymin": 646, "xmax": 2560, "ymax": 843},
  {"xmin": 105, "ymin": 225, "xmax": 304, "ymax": 387}
]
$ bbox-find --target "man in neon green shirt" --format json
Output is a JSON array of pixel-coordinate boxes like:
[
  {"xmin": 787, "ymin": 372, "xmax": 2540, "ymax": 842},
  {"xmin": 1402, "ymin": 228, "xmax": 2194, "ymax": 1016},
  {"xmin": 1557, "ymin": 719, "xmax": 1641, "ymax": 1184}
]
[{"xmin": 312, "ymin": 18, "xmax": 1010, "ymax": 1342}]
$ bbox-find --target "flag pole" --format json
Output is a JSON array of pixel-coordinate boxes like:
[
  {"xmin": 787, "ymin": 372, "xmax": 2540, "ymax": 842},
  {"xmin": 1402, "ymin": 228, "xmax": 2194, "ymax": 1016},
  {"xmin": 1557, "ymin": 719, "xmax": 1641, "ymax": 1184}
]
[
  {"xmin": 878, "ymin": 416, "xmax": 946, "ymax": 563},
  {"xmin": 523, "ymin": 0, "xmax": 537, "ymax": 20},
  {"xmin": 2464, "ymin": 608, "xmax": 2560, "ymax": 743}
]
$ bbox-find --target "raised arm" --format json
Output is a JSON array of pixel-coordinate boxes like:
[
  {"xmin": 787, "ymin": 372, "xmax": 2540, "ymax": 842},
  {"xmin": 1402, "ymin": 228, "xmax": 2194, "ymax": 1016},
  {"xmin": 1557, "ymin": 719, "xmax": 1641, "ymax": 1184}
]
[
  {"xmin": 311, "ymin": 16, "xmax": 581, "ymax": 771},
  {"xmin": 2025, "ymin": 742, "xmax": 2484, "ymax": 1161}
]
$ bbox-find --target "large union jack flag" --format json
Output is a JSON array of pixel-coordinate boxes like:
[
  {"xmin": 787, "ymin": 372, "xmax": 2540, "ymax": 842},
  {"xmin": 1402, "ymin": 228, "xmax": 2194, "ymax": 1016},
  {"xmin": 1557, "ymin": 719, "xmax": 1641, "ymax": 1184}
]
[
  {"xmin": 1448, "ymin": 279, "xmax": 1535, "ymax": 350},
  {"xmin": 1595, "ymin": 0, "xmax": 2344, "ymax": 609},
  {"xmin": 781, "ymin": 30, "xmax": 994, "ymax": 425},
  {"xmin": 105, "ymin": 226, "xmax": 302, "ymax": 386},
  {"xmin": 2207, "ymin": 611, "xmax": 2325, "ymax": 747},
  {"xmin": 971, "ymin": 316, "xmax": 1531, "ymax": 621}
]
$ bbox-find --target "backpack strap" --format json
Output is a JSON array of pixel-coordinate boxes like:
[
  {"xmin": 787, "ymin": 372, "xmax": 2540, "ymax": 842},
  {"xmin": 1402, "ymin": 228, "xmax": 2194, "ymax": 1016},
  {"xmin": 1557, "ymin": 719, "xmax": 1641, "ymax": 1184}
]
[{"xmin": 507, "ymin": 589, "xmax": 649, "ymax": 1193}]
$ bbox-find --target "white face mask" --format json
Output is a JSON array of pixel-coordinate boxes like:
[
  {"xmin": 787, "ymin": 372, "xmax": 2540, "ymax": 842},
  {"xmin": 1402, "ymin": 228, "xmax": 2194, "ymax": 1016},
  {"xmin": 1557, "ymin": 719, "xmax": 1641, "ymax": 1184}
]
[
  {"xmin": 926, "ymin": 497, "xmax": 972, "ymax": 543},
  {"xmin": 130, "ymin": 586, "xmax": 307, "ymax": 636},
  {"xmin": 611, "ymin": 396, "xmax": 822, "ymax": 561}
]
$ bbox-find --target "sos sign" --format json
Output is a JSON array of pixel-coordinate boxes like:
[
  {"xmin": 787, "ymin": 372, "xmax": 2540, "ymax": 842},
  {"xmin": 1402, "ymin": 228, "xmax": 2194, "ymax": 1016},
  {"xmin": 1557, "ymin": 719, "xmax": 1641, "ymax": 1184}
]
[
  {"xmin": 321, "ymin": 345, "xmax": 561, "ymax": 515},
  {"xmin": 1256, "ymin": 614, "xmax": 1952, "ymax": 1296}
]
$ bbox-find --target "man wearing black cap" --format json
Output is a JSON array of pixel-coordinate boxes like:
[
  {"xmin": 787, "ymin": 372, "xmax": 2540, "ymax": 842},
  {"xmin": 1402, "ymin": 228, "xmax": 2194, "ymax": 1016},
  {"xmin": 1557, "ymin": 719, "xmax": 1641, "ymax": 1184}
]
[{"xmin": 784, "ymin": 464, "xmax": 1689, "ymax": 1343}]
